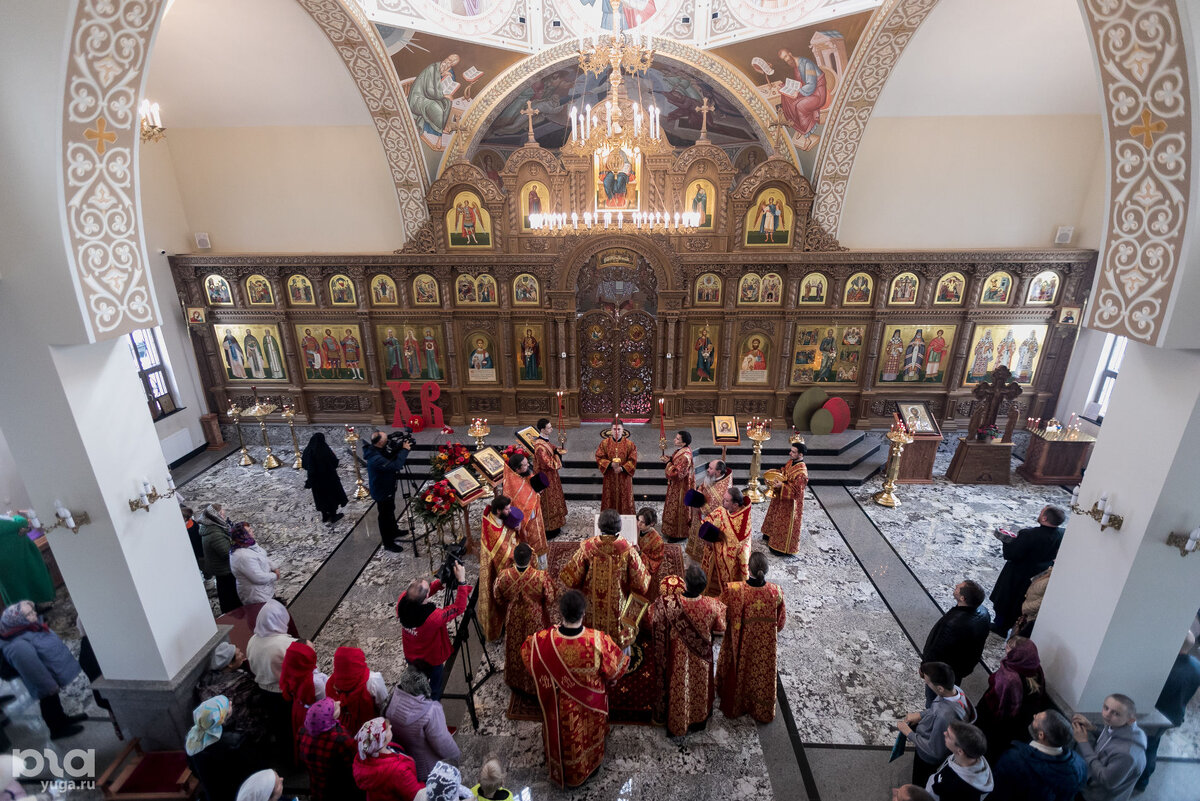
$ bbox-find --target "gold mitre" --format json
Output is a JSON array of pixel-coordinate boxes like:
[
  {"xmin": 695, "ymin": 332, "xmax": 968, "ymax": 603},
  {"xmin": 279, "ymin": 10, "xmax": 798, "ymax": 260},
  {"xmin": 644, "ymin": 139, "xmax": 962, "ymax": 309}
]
[{"xmin": 789, "ymin": 432, "xmax": 806, "ymax": 446}]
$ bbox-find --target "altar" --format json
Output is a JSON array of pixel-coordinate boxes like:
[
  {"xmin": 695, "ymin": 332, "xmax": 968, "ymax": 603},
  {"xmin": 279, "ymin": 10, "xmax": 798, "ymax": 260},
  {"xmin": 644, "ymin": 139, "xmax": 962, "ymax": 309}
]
[{"xmin": 1016, "ymin": 430, "xmax": 1096, "ymax": 485}]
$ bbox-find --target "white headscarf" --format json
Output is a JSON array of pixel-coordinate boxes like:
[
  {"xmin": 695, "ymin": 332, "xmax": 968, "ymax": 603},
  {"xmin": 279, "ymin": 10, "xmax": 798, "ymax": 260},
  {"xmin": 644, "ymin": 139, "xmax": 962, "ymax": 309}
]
[
  {"xmin": 253, "ymin": 600, "xmax": 290, "ymax": 638},
  {"xmin": 209, "ymin": 642, "xmax": 237, "ymax": 670},
  {"xmin": 235, "ymin": 769, "xmax": 278, "ymax": 801},
  {"xmin": 356, "ymin": 717, "xmax": 391, "ymax": 760}
]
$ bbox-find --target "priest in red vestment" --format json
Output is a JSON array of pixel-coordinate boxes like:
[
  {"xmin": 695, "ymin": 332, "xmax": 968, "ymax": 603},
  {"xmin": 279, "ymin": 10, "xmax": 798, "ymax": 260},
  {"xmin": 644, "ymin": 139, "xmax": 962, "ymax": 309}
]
[
  {"xmin": 686, "ymin": 460, "xmax": 731, "ymax": 562},
  {"xmin": 635, "ymin": 507, "xmax": 666, "ymax": 600},
  {"xmin": 651, "ymin": 565, "xmax": 726, "ymax": 735},
  {"xmin": 659, "ymin": 430, "xmax": 694, "ymax": 542},
  {"xmin": 494, "ymin": 543, "xmax": 555, "ymax": 696},
  {"xmin": 718, "ymin": 552, "xmax": 786, "ymax": 722},
  {"xmin": 595, "ymin": 420, "xmax": 637, "ymax": 514},
  {"xmin": 502, "ymin": 452, "xmax": 548, "ymax": 567},
  {"xmin": 522, "ymin": 590, "xmax": 629, "ymax": 788},
  {"xmin": 479, "ymin": 494, "xmax": 517, "ymax": 642},
  {"xmin": 698, "ymin": 486, "xmax": 752, "ymax": 597},
  {"xmin": 763, "ymin": 439, "xmax": 809, "ymax": 555},
  {"xmin": 531, "ymin": 418, "xmax": 567, "ymax": 537},
  {"xmin": 560, "ymin": 508, "xmax": 650, "ymax": 640}
]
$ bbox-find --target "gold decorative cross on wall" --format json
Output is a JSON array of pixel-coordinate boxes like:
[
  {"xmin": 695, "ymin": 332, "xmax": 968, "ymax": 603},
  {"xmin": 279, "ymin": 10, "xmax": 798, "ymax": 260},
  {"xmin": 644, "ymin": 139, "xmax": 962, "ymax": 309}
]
[
  {"xmin": 695, "ymin": 97, "xmax": 714, "ymax": 140},
  {"xmin": 521, "ymin": 100, "xmax": 541, "ymax": 144}
]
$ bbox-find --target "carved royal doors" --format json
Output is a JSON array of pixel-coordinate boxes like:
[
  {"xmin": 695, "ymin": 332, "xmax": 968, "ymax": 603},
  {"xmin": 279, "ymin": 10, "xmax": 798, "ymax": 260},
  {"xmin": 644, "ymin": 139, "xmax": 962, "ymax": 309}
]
[{"xmin": 578, "ymin": 310, "xmax": 656, "ymax": 421}]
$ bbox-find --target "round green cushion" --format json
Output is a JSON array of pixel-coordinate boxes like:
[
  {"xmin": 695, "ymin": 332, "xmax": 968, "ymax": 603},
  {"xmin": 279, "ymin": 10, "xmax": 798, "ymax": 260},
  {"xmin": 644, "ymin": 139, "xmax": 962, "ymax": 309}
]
[
  {"xmin": 792, "ymin": 387, "xmax": 829, "ymax": 431},
  {"xmin": 810, "ymin": 407, "xmax": 835, "ymax": 435}
]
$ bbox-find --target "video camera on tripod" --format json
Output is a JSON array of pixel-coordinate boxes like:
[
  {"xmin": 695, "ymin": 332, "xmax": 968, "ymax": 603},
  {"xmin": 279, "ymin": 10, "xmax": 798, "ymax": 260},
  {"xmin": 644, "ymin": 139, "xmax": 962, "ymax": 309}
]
[
  {"xmin": 382, "ymin": 426, "xmax": 416, "ymax": 459},
  {"xmin": 437, "ymin": 541, "xmax": 467, "ymax": 594}
]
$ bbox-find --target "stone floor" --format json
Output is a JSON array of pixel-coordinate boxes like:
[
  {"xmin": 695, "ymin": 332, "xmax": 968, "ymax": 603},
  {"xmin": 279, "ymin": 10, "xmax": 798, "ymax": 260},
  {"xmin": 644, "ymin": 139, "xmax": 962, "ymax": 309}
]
[{"xmin": 3, "ymin": 424, "xmax": 1197, "ymax": 799}]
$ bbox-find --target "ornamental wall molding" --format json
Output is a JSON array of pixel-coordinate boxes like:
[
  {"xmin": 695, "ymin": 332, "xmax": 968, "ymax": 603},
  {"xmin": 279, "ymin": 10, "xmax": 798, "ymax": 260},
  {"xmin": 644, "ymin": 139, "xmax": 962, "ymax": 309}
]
[
  {"xmin": 60, "ymin": 0, "xmax": 426, "ymax": 343},
  {"xmin": 809, "ymin": 0, "xmax": 1192, "ymax": 346}
]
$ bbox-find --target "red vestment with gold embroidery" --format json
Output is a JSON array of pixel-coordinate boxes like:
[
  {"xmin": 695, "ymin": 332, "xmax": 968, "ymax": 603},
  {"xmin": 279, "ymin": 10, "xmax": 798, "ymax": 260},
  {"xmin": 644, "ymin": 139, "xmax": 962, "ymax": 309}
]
[{"xmin": 717, "ymin": 580, "xmax": 786, "ymax": 722}]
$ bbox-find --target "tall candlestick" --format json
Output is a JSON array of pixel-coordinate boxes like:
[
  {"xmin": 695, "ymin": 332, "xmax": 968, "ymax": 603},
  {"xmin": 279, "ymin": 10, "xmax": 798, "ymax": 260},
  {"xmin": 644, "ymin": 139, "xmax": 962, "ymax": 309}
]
[{"xmin": 658, "ymin": 398, "xmax": 666, "ymax": 439}]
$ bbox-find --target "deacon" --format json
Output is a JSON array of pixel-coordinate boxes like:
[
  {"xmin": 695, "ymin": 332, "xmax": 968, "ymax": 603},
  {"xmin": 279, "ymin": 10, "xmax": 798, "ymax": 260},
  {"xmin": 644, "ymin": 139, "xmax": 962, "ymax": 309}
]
[
  {"xmin": 479, "ymin": 495, "xmax": 518, "ymax": 642},
  {"xmin": 697, "ymin": 487, "xmax": 753, "ymax": 596},
  {"xmin": 686, "ymin": 459, "xmax": 732, "ymax": 562},
  {"xmin": 493, "ymin": 543, "xmax": 556, "ymax": 696},
  {"xmin": 595, "ymin": 418, "xmax": 637, "ymax": 515},
  {"xmin": 503, "ymin": 451, "xmax": 549, "ymax": 568},
  {"xmin": 651, "ymin": 565, "xmax": 726, "ymax": 736},
  {"xmin": 560, "ymin": 508, "xmax": 651, "ymax": 639},
  {"xmin": 717, "ymin": 552, "xmax": 786, "ymax": 723},
  {"xmin": 659, "ymin": 430, "xmax": 695, "ymax": 542},
  {"xmin": 531, "ymin": 418, "xmax": 567, "ymax": 538},
  {"xmin": 522, "ymin": 590, "xmax": 630, "ymax": 788},
  {"xmin": 763, "ymin": 436, "xmax": 809, "ymax": 555},
  {"xmin": 635, "ymin": 507, "xmax": 666, "ymax": 599}
]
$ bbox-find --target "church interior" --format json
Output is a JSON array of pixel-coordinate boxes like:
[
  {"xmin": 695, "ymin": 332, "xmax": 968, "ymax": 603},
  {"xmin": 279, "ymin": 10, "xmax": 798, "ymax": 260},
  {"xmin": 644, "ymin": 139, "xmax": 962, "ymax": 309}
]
[{"xmin": 2, "ymin": 0, "xmax": 1200, "ymax": 798}]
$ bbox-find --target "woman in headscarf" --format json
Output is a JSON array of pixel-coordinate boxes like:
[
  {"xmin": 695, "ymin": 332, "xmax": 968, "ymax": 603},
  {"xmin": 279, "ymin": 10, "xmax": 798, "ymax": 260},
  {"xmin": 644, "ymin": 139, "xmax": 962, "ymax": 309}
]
[
  {"xmin": 0, "ymin": 600, "xmax": 86, "ymax": 739},
  {"xmin": 414, "ymin": 761, "xmax": 473, "ymax": 801},
  {"xmin": 235, "ymin": 769, "xmax": 290, "ymax": 801},
  {"xmin": 385, "ymin": 667, "xmax": 460, "ymax": 782},
  {"xmin": 229, "ymin": 522, "xmax": 279, "ymax": 605},
  {"xmin": 297, "ymin": 698, "xmax": 364, "ymax": 801},
  {"xmin": 195, "ymin": 642, "xmax": 271, "ymax": 749},
  {"xmin": 326, "ymin": 645, "xmax": 389, "ymax": 737},
  {"xmin": 278, "ymin": 641, "xmax": 328, "ymax": 756},
  {"xmin": 199, "ymin": 503, "xmax": 241, "ymax": 613},
  {"xmin": 353, "ymin": 718, "xmax": 424, "ymax": 801},
  {"xmin": 186, "ymin": 695, "xmax": 267, "ymax": 801},
  {"xmin": 302, "ymin": 433, "xmax": 348, "ymax": 525},
  {"xmin": 245, "ymin": 600, "xmax": 298, "ymax": 762},
  {"xmin": 975, "ymin": 635, "xmax": 1048, "ymax": 761}
]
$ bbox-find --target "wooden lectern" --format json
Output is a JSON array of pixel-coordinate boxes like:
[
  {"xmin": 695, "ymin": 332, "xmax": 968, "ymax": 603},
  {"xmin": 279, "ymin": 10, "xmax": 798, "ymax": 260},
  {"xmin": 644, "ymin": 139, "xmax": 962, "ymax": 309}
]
[{"xmin": 946, "ymin": 366, "xmax": 1022, "ymax": 485}]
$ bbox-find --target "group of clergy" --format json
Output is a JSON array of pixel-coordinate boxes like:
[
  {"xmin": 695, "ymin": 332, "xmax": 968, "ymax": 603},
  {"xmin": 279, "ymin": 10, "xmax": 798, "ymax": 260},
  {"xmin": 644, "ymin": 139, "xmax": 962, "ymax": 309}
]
[{"xmin": 470, "ymin": 417, "xmax": 811, "ymax": 788}]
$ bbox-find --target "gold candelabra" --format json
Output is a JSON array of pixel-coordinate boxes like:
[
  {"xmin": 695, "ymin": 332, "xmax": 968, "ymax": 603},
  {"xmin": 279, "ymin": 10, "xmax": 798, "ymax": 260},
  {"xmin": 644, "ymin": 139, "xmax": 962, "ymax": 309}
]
[
  {"xmin": 745, "ymin": 417, "xmax": 772, "ymax": 504},
  {"xmin": 467, "ymin": 418, "xmax": 495, "ymax": 500},
  {"xmin": 874, "ymin": 424, "xmax": 915, "ymax": 507},
  {"xmin": 1069, "ymin": 491, "xmax": 1124, "ymax": 532},
  {"xmin": 242, "ymin": 392, "xmax": 280, "ymax": 470},
  {"xmin": 344, "ymin": 426, "xmax": 370, "ymax": 501},
  {"xmin": 228, "ymin": 403, "xmax": 255, "ymax": 466},
  {"xmin": 282, "ymin": 404, "xmax": 303, "ymax": 469},
  {"xmin": 127, "ymin": 477, "xmax": 178, "ymax": 512},
  {"xmin": 26, "ymin": 503, "xmax": 92, "ymax": 535}
]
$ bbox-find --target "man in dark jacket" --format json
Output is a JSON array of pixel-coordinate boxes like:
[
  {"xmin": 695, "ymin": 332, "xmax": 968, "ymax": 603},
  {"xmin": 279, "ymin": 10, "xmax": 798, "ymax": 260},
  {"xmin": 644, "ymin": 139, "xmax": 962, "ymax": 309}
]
[
  {"xmin": 396, "ymin": 563, "xmax": 471, "ymax": 701},
  {"xmin": 362, "ymin": 430, "xmax": 411, "ymax": 552},
  {"xmin": 1137, "ymin": 632, "xmax": 1200, "ymax": 791},
  {"xmin": 992, "ymin": 709, "xmax": 1086, "ymax": 801},
  {"xmin": 989, "ymin": 505, "xmax": 1066, "ymax": 635},
  {"xmin": 923, "ymin": 579, "xmax": 991, "ymax": 704}
]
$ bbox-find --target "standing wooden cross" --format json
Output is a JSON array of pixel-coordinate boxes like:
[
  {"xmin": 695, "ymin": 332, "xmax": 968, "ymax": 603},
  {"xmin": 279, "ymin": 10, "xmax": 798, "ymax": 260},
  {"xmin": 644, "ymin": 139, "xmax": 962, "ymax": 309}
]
[
  {"xmin": 968, "ymin": 365, "xmax": 1023, "ymax": 436},
  {"xmin": 521, "ymin": 100, "xmax": 540, "ymax": 144},
  {"xmin": 695, "ymin": 97, "xmax": 714, "ymax": 139}
]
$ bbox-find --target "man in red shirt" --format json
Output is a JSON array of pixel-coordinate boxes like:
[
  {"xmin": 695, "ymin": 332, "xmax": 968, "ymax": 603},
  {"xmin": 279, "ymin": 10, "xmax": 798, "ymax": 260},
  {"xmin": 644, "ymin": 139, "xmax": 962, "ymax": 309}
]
[{"xmin": 396, "ymin": 561, "xmax": 471, "ymax": 700}]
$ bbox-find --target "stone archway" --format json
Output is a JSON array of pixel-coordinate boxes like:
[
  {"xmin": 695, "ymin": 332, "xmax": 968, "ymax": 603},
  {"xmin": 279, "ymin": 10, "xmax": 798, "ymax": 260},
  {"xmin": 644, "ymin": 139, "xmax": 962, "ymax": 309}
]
[
  {"xmin": 59, "ymin": 0, "xmax": 427, "ymax": 341},
  {"xmin": 810, "ymin": 0, "xmax": 1193, "ymax": 346}
]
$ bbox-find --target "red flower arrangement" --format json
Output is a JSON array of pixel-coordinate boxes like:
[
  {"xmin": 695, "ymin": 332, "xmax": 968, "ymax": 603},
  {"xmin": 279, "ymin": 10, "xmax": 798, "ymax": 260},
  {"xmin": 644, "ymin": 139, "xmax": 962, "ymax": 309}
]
[
  {"xmin": 502, "ymin": 443, "xmax": 529, "ymax": 463},
  {"xmin": 430, "ymin": 441, "xmax": 472, "ymax": 478},
  {"xmin": 415, "ymin": 479, "xmax": 460, "ymax": 524}
]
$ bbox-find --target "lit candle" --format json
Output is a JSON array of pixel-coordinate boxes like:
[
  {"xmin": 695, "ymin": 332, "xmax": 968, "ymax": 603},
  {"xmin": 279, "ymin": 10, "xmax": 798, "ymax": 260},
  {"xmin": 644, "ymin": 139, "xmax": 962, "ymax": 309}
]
[
  {"xmin": 658, "ymin": 398, "xmax": 666, "ymax": 439},
  {"xmin": 570, "ymin": 105, "xmax": 577, "ymax": 141},
  {"xmin": 557, "ymin": 391, "xmax": 564, "ymax": 430},
  {"xmin": 1098, "ymin": 493, "xmax": 1111, "ymax": 526},
  {"xmin": 1071, "ymin": 485, "xmax": 1080, "ymax": 506}
]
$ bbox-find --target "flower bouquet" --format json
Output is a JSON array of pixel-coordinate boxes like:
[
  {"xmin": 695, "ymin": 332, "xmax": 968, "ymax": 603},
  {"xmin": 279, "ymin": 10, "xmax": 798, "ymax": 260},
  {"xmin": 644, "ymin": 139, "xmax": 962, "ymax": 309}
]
[
  {"xmin": 975, "ymin": 424, "xmax": 1001, "ymax": 442},
  {"xmin": 429, "ymin": 441, "xmax": 472, "ymax": 480},
  {"xmin": 501, "ymin": 443, "xmax": 529, "ymax": 463},
  {"xmin": 415, "ymin": 479, "xmax": 461, "ymax": 525}
]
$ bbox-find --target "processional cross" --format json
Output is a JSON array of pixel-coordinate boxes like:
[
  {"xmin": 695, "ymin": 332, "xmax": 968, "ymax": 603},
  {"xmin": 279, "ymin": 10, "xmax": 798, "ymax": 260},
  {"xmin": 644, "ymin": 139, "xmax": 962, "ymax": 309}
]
[
  {"xmin": 521, "ymin": 100, "xmax": 540, "ymax": 144},
  {"xmin": 969, "ymin": 365, "xmax": 1023, "ymax": 442},
  {"xmin": 695, "ymin": 96, "xmax": 714, "ymax": 140}
]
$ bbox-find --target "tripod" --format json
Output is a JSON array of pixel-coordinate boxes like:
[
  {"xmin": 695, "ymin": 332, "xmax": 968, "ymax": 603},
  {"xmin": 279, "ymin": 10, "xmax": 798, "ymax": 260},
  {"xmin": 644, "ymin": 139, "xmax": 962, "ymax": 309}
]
[
  {"xmin": 393, "ymin": 461, "xmax": 433, "ymax": 560},
  {"xmin": 438, "ymin": 583, "xmax": 497, "ymax": 730}
]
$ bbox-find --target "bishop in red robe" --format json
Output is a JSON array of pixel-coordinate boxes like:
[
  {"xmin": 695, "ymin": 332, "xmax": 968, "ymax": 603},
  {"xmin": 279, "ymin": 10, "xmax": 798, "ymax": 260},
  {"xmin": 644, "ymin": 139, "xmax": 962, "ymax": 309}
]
[{"xmin": 595, "ymin": 420, "xmax": 637, "ymax": 515}]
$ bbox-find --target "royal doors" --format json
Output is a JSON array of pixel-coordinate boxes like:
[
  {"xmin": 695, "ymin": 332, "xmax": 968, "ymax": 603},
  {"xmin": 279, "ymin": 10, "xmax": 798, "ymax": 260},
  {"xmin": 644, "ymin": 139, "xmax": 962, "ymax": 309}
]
[{"xmin": 577, "ymin": 310, "xmax": 655, "ymax": 421}]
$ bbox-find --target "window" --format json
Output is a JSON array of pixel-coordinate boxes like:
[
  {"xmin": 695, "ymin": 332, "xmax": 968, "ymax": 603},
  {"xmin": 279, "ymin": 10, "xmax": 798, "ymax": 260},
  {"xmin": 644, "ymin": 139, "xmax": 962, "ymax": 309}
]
[
  {"xmin": 1083, "ymin": 334, "xmax": 1127, "ymax": 425},
  {"xmin": 125, "ymin": 328, "xmax": 179, "ymax": 421}
]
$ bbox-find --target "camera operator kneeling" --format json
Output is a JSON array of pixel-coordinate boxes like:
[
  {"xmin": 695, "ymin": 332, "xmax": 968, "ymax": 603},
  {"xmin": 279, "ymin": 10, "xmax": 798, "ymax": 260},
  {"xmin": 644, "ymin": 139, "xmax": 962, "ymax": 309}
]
[
  {"xmin": 396, "ymin": 561, "xmax": 472, "ymax": 701},
  {"xmin": 363, "ymin": 428, "xmax": 413, "ymax": 552}
]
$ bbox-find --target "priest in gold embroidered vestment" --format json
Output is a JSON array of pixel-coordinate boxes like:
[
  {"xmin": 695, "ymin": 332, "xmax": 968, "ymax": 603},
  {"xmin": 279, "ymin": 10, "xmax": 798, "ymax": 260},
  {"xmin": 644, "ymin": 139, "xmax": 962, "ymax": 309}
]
[
  {"xmin": 595, "ymin": 419, "xmax": 637, "ymax": 514},
  {"xmin": 560, "ymin": 508, "xmax": 651, "ymax": 640}
]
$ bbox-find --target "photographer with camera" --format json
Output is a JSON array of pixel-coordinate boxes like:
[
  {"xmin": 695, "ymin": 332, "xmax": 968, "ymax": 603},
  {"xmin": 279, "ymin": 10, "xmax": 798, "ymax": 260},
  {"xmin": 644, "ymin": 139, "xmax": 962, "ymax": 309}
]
[
  {"xmin": 395, "ymin": 559, "xmax": 472, "ymax": 701},
  {"xmin": 363, "ymin": 428, "xmax": 413, "ymax": 552}
]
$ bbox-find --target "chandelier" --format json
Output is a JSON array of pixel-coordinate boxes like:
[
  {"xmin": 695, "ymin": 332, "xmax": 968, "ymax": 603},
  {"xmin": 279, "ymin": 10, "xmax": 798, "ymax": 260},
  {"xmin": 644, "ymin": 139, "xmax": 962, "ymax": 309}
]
[{"xmin": 529, "ymin": 1, "xmax": 702, "ymax": 235}]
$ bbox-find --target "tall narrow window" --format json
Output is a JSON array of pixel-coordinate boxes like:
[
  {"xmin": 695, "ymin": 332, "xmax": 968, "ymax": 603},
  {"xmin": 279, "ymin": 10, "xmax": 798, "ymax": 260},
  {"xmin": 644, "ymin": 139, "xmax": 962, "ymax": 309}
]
[
  {"xmin": 126, "ymin": 328, "xmax": 178, "ymax": 421},
  {"xmin": 1083, "ymin": 334, "xmax": 1126, "ymax": 425}
]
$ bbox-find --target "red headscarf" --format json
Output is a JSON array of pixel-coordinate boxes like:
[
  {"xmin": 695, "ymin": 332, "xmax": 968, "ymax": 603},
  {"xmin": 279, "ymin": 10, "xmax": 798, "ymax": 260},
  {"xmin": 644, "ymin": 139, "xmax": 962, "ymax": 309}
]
[
  {"xmin": 279, "ymin": 642, "xmax": 318, "ymax": 751},
  {"xmin": 987, "ymin": 637, "xmax": 1045, "ymax": 718},
  {"xmin": 326, "ymin": 646, "xmax": 376, "ymax": 736}
]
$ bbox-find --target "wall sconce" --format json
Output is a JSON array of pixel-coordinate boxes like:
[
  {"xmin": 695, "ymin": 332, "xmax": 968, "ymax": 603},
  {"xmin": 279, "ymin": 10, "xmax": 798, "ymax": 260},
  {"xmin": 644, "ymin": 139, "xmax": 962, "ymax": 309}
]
[
  {"xmin": 139, "ymin": 99, "xmax": 165, "ymax": 143},
  {"xmin": 1069, "ymin": 487, "xmax": 1124, "ymax": 532},
  {"xmin": 27, "ymin": 502, "xmax": 92, "ymax": 535},
  {"xmin": 1165, "ymin": 528, "xmax": 1200, "ymax": 556},
  {"xmin": 128, "ymin": 476, "xmax": 177, "ymax": 512}
]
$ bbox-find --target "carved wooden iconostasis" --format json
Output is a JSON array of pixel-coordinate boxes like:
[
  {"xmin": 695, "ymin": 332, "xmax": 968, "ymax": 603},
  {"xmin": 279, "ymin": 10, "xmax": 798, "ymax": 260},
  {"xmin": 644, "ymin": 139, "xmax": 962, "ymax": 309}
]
[{"xmin": 170, "ymin": 134, "xmax": 1094, "ymax": 432}]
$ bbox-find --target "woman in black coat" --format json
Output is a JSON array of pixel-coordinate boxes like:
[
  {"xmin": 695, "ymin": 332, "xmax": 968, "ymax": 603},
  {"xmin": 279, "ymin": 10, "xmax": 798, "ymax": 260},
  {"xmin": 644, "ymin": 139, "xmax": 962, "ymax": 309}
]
[{"xmin": 303, "ymin": 433, "xmax": 348, "ymax": 524}]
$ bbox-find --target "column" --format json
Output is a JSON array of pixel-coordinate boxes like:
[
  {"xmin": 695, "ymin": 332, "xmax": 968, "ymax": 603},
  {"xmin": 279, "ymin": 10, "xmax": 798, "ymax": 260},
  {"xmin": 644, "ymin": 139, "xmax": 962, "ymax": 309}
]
[{"xmin": 1034, "ymin": 342, "xmax": 1200, "ymax": 714}]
